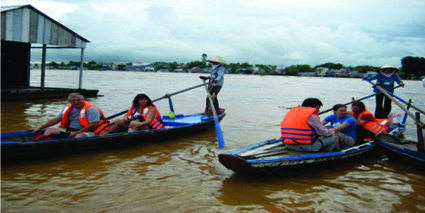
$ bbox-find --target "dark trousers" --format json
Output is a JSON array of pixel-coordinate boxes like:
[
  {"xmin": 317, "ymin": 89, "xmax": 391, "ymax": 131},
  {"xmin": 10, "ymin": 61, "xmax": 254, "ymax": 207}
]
[
  {"xmin": 205, "ymin": 86, "xmax": 222, "ymax": 116},
  {"xmin": 375, "ymin": 93, "xmax": 392, "ymax": 119},
  {"xmin": 355, "ymin": 126, "xmax": 376, "ymax": 145}
]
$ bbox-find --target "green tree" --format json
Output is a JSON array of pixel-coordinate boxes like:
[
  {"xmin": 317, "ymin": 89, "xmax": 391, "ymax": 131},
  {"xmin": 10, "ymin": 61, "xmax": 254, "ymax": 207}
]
[
  {"xmin": 47, "ymin": 61, "xmax": 58, "ymax": 68},
  {"xmin": 169, "ymin": 62, "xmax": 179, "ymax": 70},
  {"xmin": 187, "ymin": 60, "xmax": 207, "ymax": 69},
  {"xmin": 401, "ymin": 56, "xmax": 425, "ymax": 79},
  {"xmin": 116, "ymin": 64, "xmax": 127, "ymax": 70},
  {"xmin": 297, "ymin": 64, "xmax": 311, "ymax": 72},
  {"xmin": 315, "ymin": 62, "xmax": 343, "ymax": 70},
  {"xmin": 286, "ymin": 65, "xmax": 299, "ymax": 76},
  {"xmin": 355, "ymin": 65, "xmax": 378, "ymax": 73},
  {"xmin": 66, "ymin": 61, "xmax": 80, "ymax": 67}
]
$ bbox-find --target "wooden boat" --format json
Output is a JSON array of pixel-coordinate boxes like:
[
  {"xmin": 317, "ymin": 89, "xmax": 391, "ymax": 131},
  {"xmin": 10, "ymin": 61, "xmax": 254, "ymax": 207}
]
[
  {"xmin": 218, "ymin": 124, "xmax": 405, "ymax": 176},
  {"xmin": 365, "ymin": 81, "xmax": 425, "ymax": 168},
  {"xmin": 376, "ymin": 133, "xmax": 425, "ymax": 168},
  {"xmin": 1, "ymin": 112, "xmax": 226, "ymax": 161}
]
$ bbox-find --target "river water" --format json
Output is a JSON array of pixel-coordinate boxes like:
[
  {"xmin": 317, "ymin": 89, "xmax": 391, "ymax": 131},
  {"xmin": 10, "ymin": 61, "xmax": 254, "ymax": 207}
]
[{"xmin": 1, "ymin": 70, "xmax": 425, "ymax": 212}]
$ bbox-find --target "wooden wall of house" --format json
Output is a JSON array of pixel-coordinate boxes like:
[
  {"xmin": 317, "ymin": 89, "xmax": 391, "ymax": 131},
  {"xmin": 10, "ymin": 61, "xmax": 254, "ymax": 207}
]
[{"xmin": 1, "ymin": 40, "xmax": 31, "ymax": 88}]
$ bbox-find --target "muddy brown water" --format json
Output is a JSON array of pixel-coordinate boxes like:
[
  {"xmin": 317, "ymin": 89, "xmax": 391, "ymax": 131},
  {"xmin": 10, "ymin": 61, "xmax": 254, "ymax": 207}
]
[{"xmin": 1, "ymin": 70, "xmax": 424, "ymax": 212}]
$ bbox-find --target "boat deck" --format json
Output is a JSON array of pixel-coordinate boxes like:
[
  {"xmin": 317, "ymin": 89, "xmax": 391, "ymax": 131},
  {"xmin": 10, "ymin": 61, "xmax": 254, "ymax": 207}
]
[
  {"xmin": 233, "ymin": 138, "xmax": 375, "ymax": 161},
  {"xmin": 163, "ymin": 113, "xmax": 212, "ymax": 126}
]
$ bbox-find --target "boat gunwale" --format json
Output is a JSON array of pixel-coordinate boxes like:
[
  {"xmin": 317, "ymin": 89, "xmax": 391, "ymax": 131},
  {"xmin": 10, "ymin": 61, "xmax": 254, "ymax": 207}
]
[{"xmin": 1, "ymin": 113, "xmax": 226, "ymax": 146}]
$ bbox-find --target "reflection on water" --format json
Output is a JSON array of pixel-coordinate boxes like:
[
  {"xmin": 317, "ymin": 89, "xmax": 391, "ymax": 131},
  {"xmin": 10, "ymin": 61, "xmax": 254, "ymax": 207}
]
[{"xmin": 1, "ymin": 70, "xmax": 425, "ymax": 212}]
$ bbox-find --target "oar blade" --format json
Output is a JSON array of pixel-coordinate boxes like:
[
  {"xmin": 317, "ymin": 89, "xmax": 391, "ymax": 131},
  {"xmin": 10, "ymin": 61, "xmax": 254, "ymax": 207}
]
[
  {"xmin": 202, "ymin": 79, "xmax": 225, "ymax": 149},
  {"xmin": 214, "ymin": 117, "xmax": 225, "ymax": 149}
]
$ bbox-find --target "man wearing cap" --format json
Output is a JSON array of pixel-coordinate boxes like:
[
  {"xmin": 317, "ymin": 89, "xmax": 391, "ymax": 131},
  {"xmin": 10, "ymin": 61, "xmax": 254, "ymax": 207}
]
[
  {"xmin": 199, "ymin": 56, "xmax": 226, "ymax": 117},
  {"xmin": 363, "ymin": 64, "xmax": 404, "ymax": 119}
]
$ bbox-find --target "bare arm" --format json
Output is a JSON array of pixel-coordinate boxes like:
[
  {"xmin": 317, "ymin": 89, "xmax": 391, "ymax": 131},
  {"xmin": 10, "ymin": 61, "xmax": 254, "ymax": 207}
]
[
  {"xmin": 330, "ymin": 122, "xmax": 350, "ymax": 133},
  {"xmin": 29, "ymin": 118, "xmax": 61, "ymax": 132}
]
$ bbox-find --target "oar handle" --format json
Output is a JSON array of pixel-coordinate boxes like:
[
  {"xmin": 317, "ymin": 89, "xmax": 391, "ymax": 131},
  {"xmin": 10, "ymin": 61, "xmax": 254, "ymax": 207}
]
[
  {"xmin": 318, "ymin": 85, "xmax": 402, "ymax": 115},
  {"xmin": 106, "ymin": 82, "xmax": 211, "ymax": 120},
  {"xmin": 365, "ymin": 80, "xmax": 425, "ymax": 116},
  {"xmin": 152, "ymin": 82, "xmax": 211, "ymax": 102},
  {"xmin": 367, "ymin": 81, "xmax": 423, "ymax": 125}
]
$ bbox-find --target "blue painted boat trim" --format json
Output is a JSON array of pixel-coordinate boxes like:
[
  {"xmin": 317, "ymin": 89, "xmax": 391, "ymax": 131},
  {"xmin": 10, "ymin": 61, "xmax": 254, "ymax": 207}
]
[
  {"xmin": 228, "ymin": 138, "xmax": 282, "ymax": 154},
  {"xmin": 377, "ymin": 141, "xmax": 425, "ymax": 161},
  {"xmin": 1, "ymin": 113, "xmax": 215, "ymax": 145},
  {"xmin": 245, "ymin": 142, "xmax": 375, "ymax": 163}
]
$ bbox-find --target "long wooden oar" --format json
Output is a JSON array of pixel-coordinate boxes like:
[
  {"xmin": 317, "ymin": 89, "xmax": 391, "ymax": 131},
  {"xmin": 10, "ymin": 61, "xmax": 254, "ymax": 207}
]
[
  {"xmin": 318, "ymin": 85, "xmax": 402, "ymax": 115},
  {"xmin": 106, "ymin": 82, "xmax": 210, "ymax": 120},
  {"xmin": 202, "ymin": 79, "xmax": 225, "ymax": 149},
  {"xmin": 365, "ymin": 80, "xmax": 425, "ymax": 116},
  {"xmin": 372, "ymin": 83, "xmax": 423, "ymax": 126}
]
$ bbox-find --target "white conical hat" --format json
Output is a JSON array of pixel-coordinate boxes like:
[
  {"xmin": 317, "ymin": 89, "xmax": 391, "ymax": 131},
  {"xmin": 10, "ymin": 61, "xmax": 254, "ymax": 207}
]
[
  {"xmin": 206, "ymin": 56, "xmax": 227, "ymax": 65},
  {"xmin": 378, "ymin": 64, "xmax": 399, "ymax": 72}
]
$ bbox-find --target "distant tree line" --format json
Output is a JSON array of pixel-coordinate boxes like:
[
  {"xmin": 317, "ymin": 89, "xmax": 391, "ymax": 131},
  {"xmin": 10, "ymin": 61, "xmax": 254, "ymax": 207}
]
[
  {"xmin": 401, "ymin": 56, "xmax": 425, "ymax": 79},
  {"xmin": 44, "ymin": 56, "xmax": 425, "ymax": 79}
]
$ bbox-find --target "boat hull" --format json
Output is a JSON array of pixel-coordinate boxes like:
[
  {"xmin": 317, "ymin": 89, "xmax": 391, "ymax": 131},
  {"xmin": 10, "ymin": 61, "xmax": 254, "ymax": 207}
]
[
  {"xmin": 1, "ymin": 113, "xmax": 226, "ymax": 161},
  {"xmin": 219, "ymin": 125, "xmax": 406, "ymax": 176},
  {"xmin": 219, "ymin": 139, "xmax": 376, "ymax": 176},
  {"xmin": 376, "ymin": 137, "xmax": 425, "ymax": 169}
]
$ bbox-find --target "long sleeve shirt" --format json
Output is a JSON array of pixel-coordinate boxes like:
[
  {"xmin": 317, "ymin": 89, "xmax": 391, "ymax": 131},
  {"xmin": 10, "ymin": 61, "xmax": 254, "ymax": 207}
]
[
  {"xmin": 208, "ymin": 65, "xmax": 225, "ymax": 86},
  {"xmin": 367, "ymin": 74, "xmax": 403, "ymax": 93},
  {"xmin": 308, "ymin": 114, "xmax": 335, "ymax": 137}
]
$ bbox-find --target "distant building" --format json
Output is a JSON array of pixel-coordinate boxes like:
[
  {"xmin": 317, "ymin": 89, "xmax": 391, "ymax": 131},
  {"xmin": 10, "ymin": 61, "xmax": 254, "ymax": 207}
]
[
  {"xmin": 143, "ymin": 67, "xmax": 155, "ymax": 72},
  {"xmin": 363, "ymin": 71, "xmax": 376, "ymax": 78},
  {"xmin": 298, "ymin": 72, "xmax": 317, "ymax": 77},
  {"xmin": 349, "ymin": 70, "xmax": 364, "ymax": 78},
  {"xmin": 316, "ymin": 67, "xmax": 330, "ymax": 76}
]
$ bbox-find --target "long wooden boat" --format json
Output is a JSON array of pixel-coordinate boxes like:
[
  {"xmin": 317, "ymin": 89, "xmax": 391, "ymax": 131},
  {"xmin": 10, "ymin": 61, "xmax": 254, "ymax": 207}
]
[
  {"xmin": 218, "ymin": 124, "xmax": 405, "ymax": 176},
  {"xmin": 376, "ymin": 133, "xmax": 425, "ymax": 168},
  {"xmin": 1, "ymin": 112, "xmax": 226, "ymax": 161}
]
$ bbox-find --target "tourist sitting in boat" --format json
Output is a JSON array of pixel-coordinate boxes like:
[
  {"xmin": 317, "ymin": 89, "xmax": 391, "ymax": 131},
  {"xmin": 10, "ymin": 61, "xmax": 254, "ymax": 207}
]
[
  {"xmin": 30, "ymin": 93, "xmax": 109, "ymax": 139},
  {"xmin": 321, "ymin": 104, "xmax": 356, "ymax": 149},
  {"xmin": 347, "ymin": 100, "xmax": 389, "ymax": 144},
  {"xmin": 281, "ymin": 98, "xmax": 339, "ymax": 152},
  {"xmin": 105, "ymin": 93, "xmax": 165, "ymax": 134}
]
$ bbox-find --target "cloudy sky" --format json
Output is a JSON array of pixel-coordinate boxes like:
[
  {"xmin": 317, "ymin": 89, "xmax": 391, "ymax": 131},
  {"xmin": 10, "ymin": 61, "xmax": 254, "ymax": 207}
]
[{"xmin": 3, "ymin": 0, "xmax": 425, "ymax": 67}]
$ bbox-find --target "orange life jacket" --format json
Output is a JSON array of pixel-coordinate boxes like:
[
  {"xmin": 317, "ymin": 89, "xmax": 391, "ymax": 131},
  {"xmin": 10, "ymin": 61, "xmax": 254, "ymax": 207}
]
[
  {"xmin": 350, "ymin": 109, "xmax": 390, "ymax": 134},
  {"xmin": 129, "ymin": 105, "xmax": 165, "ymax": 129},
  {"xmin": 364, "ymin": 118, "xmax": 391, "ymax": 134},
  {"xmin": 281, "ymin": 107, "xmax": 318, "ymax": 144},
  {"xmin": 59, "ymin": 101, "xmax": 111, "ymax": 135}
]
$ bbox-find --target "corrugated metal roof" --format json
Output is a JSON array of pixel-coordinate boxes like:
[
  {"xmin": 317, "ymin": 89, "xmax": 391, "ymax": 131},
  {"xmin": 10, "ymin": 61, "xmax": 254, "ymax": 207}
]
[
  {"xmin": 1, "ymin": 5, "xmax": 25, "ymax": 12},
  {"xmin": 1, "ymin": 4, "xmax": 90, "ymax": 48}
]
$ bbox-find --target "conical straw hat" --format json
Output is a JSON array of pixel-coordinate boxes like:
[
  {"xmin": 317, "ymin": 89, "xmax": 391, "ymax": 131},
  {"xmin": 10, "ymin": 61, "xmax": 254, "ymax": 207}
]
[
  {"xmin": 378, "ymin": 64, "xmax": 399, "ymax": 72},
  {"xmin": 206, "ymin": 56, "xmax": 227, "ymax": 65}
]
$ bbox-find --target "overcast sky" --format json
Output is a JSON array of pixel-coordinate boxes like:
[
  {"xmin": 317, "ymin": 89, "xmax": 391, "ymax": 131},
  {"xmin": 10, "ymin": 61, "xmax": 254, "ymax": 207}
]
[{"xmin": 3, "ymin": 0, "xmax": 425, "ymax": 67}]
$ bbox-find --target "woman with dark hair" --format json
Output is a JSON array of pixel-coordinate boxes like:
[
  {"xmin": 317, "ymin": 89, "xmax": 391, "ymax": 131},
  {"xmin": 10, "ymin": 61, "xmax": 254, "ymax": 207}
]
[
  {"xmin": 348, "ymin": 100, "xmax": 390, "ymax": 143},
  {"xmin": 322, "ymin": 104, "xmax": 356, "ymax": 149},
  {"xmin": 105, "ymin": 94, "xmax": 165, "ymax": 134}
]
